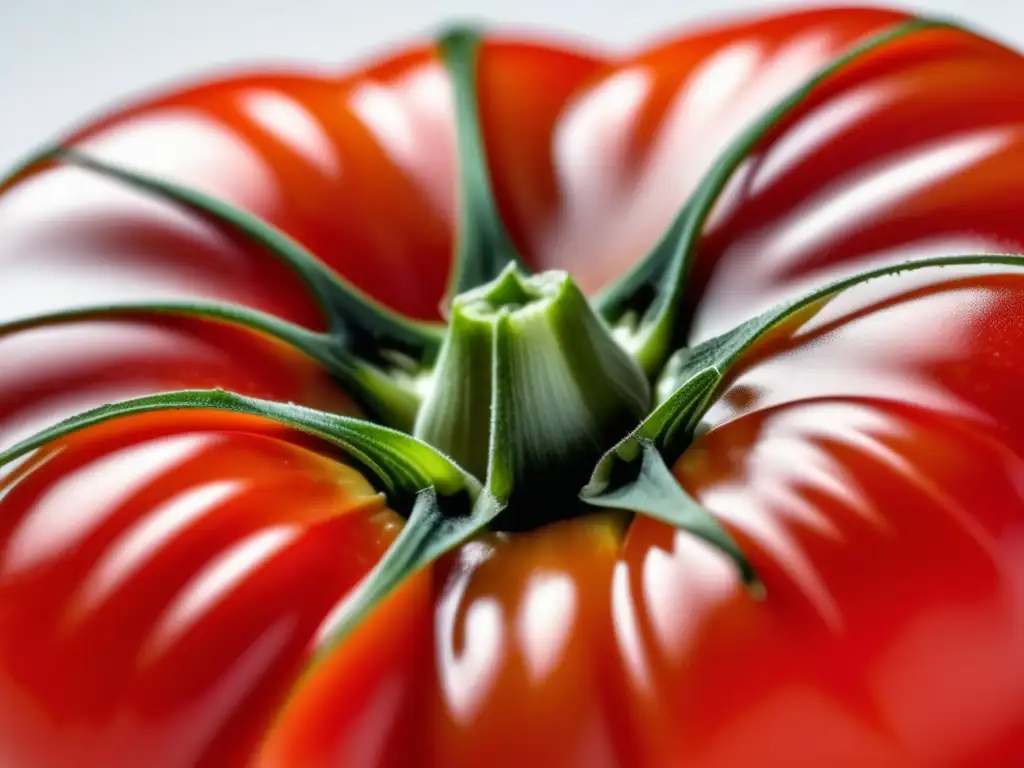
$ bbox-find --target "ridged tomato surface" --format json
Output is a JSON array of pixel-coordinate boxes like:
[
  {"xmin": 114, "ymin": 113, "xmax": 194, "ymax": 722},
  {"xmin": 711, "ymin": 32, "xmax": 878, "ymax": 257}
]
[{"xmin": 3, "ymin": 7, "xmax": 1024, "ymax": 766}]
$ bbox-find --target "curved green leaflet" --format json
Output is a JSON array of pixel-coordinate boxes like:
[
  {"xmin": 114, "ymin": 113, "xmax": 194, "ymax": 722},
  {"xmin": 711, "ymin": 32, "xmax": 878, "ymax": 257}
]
[
  {"xmin": 580, "ymin": 367, "xmax": 756, "ymax": 586},
  {"xmin": 0, "ymin": 302, "xmax": 421, "ymax": 431},
  {"xmin": 0, "ymin": 389, "xmax": 471, "ymax": 504},
  {"xmin": 584, "ymin": 252, "xmax": 1024, "ymax": 586},
  {"xmin": 2, "ymin": 301, "xmax": 331, "ymax": 365},
  {"xmin": 439, "ymin": 27, "xmax": 530, "ymax": 299},
  {"xmin": 0, "ymin": 146, "xmax": 57, "ymax": 195},
  {"xmin": 585, "ymin": 437, "xmax": 759, "ymax": 588},
  {"xmin": 273, "ymin": 481, "xmax": 504, "ymax": 736},
  {"xmin": 45, "ymin": 147, "xmax": 444, "ymax": 363},
  {"xmin": 595, "ymin": 18, "xmax": 949, "ymax": 376},
  {"xmin": 0, "ymin": 386, "xmax": 505, "ymax": 705},
  {"xmin": 594, "ymin": 207, "xmax": 686, "ymax": 331},
  {"xmin": 306, "ymin": 485, "xmax": 504, "ymax": 664},
  {"xmin": 659, "ymin": 253, "xmax": 1024, "ymax": 436}
]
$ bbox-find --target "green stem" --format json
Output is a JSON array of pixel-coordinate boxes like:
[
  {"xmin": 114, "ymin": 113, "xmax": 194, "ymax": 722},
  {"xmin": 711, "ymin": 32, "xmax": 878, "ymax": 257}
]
[
  {"xmin": 439, "ymin": 27, "xmax": 530, "ymax": 299},
  {"xmin": 416, "ymin": 265, "xmax": 650, "ymax": 525}
]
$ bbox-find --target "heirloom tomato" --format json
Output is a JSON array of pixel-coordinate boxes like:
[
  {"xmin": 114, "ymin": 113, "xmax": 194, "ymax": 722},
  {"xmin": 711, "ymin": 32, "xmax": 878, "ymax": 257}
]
[{"xmin": 2, "ymin": 5, "xmax": 1024, "ymax": 767}]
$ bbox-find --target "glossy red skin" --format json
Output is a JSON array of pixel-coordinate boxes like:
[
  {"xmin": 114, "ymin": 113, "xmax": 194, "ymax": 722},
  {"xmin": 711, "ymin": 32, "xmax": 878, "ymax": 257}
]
[{"xmin": 3, "ymin": 6, "xmax": 1024, "ymax": 766}]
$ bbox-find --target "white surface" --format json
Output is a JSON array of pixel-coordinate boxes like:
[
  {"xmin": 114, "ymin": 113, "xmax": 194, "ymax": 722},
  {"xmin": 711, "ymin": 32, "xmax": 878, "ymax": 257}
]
[{"xmin": 0, "ymin": 0, "xmax": 1019, "ymax": 169}]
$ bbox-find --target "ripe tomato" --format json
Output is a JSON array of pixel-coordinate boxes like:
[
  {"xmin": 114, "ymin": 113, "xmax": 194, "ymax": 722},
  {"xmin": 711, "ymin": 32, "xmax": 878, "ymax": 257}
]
[{"xmin": 3, "ymin": 6, "xmax": 1024, "ymax": 767}]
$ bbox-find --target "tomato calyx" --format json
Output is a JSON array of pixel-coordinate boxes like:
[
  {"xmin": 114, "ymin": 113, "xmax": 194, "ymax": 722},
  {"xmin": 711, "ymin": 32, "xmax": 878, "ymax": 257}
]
[
  {"xmin": 416, "ymin": 264, "xmax": 650, "ymax": 530},
  {"xmin": 0, "ymin": 10, "xmax": 972, "ymax": 605}
]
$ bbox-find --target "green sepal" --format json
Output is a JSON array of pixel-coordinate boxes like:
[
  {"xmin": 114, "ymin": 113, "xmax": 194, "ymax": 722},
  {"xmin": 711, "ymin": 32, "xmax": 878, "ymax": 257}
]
[
  {"xmin": 41, "ymin": 147, "xmax": 443, "ymax": 365},
  {"xmin": 439, "ymin": 27, "xmax": 530, "ymax": 299},
  {"xmin": 655, "ymin": 253, "xmax": 1024, "ymax": 432},
  {"xmin": 582, "ymin": 367, "xmax": 717, "ymax": 496},
  {"xmin": 0, "ymin": 386, "xmax": 507, "ymax": 705},
  {"xmin": 0, "ymin": 389, "xmax": 473, "ymax": 509},
  {"xmin": 585, "ymin": 252, "xmax": 1024, "ymax": 584},
  {"xmin": 0, "ymin": 302, "xmax": 421, "ymax": 431},
  {"xmin": 271, "ymin": 482, "xmax": 505, "ymax": 735},
  {"xmin": 595, "ymin": 17, "xmax": 948, "ymax": 376},
  {"xmin": 580, "ymin": 368, "xmax": 756, "ymax": 586},
  {"xmin": 581, "ymin": 439, "xmax": 760, "ymax": 589},
  {"xmin": 306, "ymin": 485, "xmax": 504, "ymax": 662},
  {"xmin": 594, "ymin": 206, "xmax": 687, "ymax": 329}
]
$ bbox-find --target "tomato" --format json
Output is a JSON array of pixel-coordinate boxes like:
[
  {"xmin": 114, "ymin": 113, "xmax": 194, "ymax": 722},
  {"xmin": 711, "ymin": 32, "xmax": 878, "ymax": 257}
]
[{"xmin": 3, "ymin": 5, "xmax": 1024, "ymax": 767}]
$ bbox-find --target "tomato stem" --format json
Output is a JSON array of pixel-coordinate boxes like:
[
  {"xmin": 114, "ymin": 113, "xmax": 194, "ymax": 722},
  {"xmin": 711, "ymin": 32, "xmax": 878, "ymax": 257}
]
[{"xmin": 416, "ymin": 265, "xmax": 650, "ymax": 526}]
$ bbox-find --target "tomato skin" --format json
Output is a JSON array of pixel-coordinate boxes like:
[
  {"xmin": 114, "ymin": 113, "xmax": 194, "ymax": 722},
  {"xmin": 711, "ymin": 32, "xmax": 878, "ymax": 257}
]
[
  {"xmin": 643, "ymin": 414, "xmax": 985, "ymax": 766},
  {"xmin": 257, "ymin": 571, "xmax": 434, "ymax": 768},
  {"xmin": 262, "ymin": 516, "xmax": 626, "ymax": 768},
  {"xmin": 614, "ymin": 401, "xmax": 1024, "ymax": 768},
  {"xmin": 420, "ymin": 517, "xmax": 624, "ymax": 768},
  {"xmin": 5, "ymin": 5, "xmax": 1024, "ymax": 767},
  {"xmin": 610, "ymin": 270, "xmax": 1024, "ymax": 767},
  {"xmin": 0, "ymin": 413, "xmax": 397, "ymax": 767},
  {"xmin": 492, "ymin": 8, "xmax": 915, "ymax": 291}
]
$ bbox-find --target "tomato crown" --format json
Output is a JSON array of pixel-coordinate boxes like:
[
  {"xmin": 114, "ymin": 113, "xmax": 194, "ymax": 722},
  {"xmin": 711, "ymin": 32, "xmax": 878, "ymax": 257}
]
[{"xmin": 416, "ymin": 264, "xmax": 650, "ymax": 528}]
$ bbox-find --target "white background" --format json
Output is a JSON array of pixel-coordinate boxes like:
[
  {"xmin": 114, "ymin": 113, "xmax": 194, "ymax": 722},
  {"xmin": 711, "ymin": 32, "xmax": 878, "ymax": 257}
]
[{"xmin": 1, "ymin": 0, "xmax": 1019, "ymax": 169}]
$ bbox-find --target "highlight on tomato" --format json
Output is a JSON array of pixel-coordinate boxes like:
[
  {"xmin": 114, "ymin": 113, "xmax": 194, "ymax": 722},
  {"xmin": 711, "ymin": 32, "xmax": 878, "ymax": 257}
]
[{"xmin": 2, "ymin": 6, "xmax": 1024, "ymax": 767}]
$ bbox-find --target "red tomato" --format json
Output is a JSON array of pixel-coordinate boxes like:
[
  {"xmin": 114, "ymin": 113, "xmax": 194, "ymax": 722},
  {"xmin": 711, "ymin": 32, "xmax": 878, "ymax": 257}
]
[{"xmin": 3, "ymin": 6, "xmax": 1024, "ymax": 767}]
